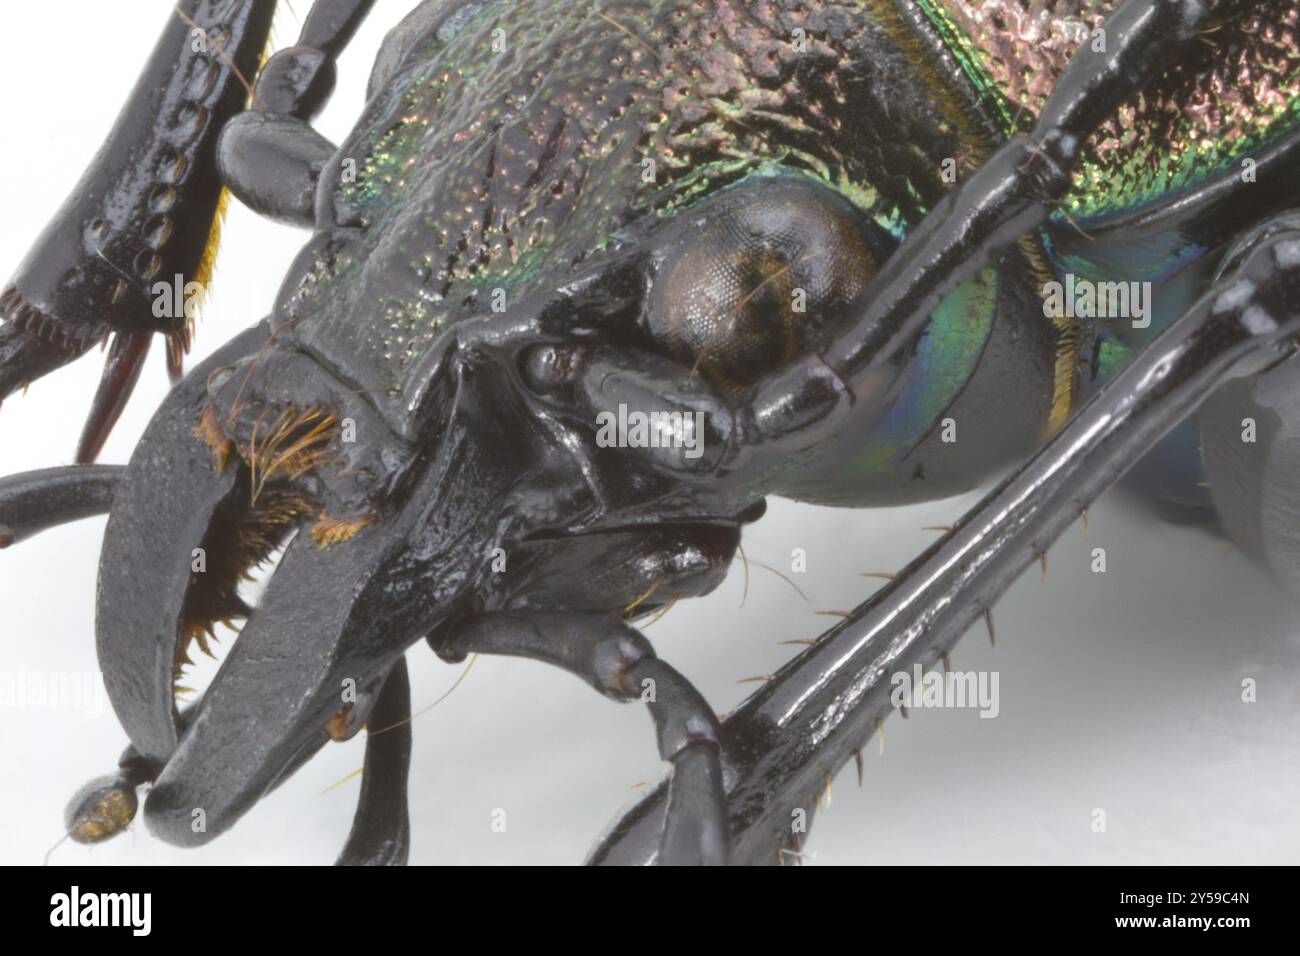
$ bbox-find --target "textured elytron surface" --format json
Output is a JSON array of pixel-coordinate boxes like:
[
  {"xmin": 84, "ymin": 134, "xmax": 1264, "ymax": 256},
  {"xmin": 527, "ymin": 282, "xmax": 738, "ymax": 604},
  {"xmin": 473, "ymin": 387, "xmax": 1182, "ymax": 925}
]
[
  {"xmin": 289, "ymin": 0, "xmax": 996, "ymax": 393},
  {"xmin": 283, "ymin": 0, "xmax": 1300, "ymax": 434},
  {"xmin": 929, "ymin": 0, "xmax": 1300, "ymax": 218}
]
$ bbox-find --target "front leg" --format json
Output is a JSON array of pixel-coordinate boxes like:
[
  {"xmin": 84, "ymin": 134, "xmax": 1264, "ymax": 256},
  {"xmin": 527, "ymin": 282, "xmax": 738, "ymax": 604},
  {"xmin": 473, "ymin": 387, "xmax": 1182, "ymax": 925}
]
[
  {"xmin": 0, "ymin": 1, "xmax": 277, "ymax": 461},
  {"xmin": 336, "ymin": 657, "xmax": 413, "ymax": 866},
  {"xmin": 437, "ymin": 611, "xmax": 728, "ymax": 865},
  {"xmin": 216, "ymin": 0, "xmax": 376, "ymax": 226},
  {"xmin": 0, "ymin": 464, "xmax": 121, "ymax": 549}
]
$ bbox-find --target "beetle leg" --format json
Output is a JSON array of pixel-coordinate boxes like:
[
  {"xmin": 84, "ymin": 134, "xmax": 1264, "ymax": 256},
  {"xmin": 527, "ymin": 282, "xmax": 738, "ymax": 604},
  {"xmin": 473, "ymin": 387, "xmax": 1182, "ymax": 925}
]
[
  {"xmin": 806, "ymin": 0, "xmax": 1219, "ymax": 425},
  {"xmin": 1193, "ymin": 212, "xmax": 1300, "ymax": 604},
  {"xmin": 79, "ymin": 332, "xmax": 156, "ymax": 463},
  {"xmin": 336, "ymin": 658, "xmax": 413, "ymax": 866},
  {"xmin": 580, "ymin": 0, "xmax": 1219, "ymax": 481},
  {"xmin": 0, "ymin": 465, "xmax": 121, "ymax": 549},
  {"xmin": 590, "ymin": 218, "xmax": 1300, "ymax": 864},
  {"xmin": 217, "ymin": 0, "xmax": 376, "ymax": 226},
  {"xmin": 0, "ymin": 1, "xmax": 277, "ymax": 461},
  {"xmin": 216, "ymin": 116, "xmax": 337, "ymax": 227},
  {"xmin": 438, "ymin": 612, "xmax": 728, "ymax": 865}
]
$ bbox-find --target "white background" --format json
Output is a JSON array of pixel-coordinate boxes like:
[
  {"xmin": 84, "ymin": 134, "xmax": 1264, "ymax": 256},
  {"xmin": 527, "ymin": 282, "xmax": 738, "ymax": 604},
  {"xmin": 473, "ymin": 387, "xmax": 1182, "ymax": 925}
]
[{"xmin": 1, "ymin": 1, "xmax": 1299, "ymax": 866}]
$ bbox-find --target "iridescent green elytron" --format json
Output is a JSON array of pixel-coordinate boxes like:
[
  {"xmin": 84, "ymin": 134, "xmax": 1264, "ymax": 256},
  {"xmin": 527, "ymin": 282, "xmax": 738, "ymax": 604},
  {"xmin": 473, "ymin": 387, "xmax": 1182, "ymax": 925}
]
[{"xmin": 921, "ymin": 1, "xmax": 1300, "ymax": 221}]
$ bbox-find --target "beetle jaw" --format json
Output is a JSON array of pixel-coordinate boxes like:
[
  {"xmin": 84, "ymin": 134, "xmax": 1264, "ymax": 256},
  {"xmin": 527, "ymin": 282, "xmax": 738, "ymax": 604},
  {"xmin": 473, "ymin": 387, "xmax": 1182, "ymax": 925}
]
[
  {"xmin": 140, "ymin": 524, "xmax": 417, "ymax": 849},
  {"xmin": 136, "ymin": 435, "xmax": 515, "ymax": 848}
]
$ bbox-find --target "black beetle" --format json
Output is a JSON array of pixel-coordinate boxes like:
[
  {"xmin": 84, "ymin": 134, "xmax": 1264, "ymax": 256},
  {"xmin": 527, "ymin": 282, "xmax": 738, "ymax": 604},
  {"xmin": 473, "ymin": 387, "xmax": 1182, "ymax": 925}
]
[{"xmin": 2, "ymin": 0, "xmax": 1300, "ymax": 865}]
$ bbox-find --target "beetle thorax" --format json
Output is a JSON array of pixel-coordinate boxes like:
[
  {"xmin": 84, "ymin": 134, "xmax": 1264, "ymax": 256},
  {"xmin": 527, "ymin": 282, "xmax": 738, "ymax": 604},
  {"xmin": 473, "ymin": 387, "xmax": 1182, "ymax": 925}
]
[{"xmin": 279, "ymin": 0, "xmax": 980, "ymax": 405}]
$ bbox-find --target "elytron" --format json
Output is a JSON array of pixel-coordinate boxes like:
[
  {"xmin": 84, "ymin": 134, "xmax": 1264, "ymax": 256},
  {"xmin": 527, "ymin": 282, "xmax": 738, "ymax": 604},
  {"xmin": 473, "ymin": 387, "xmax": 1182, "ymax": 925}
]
[{"xmin": 1, "ymin": 0, "xmax": 1298, "ymax": 865}]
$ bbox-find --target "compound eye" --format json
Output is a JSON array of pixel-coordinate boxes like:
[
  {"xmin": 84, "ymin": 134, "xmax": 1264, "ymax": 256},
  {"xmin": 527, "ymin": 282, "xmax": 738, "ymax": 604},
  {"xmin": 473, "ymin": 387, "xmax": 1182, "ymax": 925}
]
[{"xmin": 647, "ymin": 181, "xmax": 885, "ymax": 391}]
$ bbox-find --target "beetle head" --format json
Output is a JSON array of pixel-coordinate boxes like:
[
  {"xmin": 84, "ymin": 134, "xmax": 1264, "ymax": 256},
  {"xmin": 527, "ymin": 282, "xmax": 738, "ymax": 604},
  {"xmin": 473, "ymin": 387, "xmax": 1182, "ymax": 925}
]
[{"xmin": 93, "ymin": 327, "xmax": 546, "ymax": 847}]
